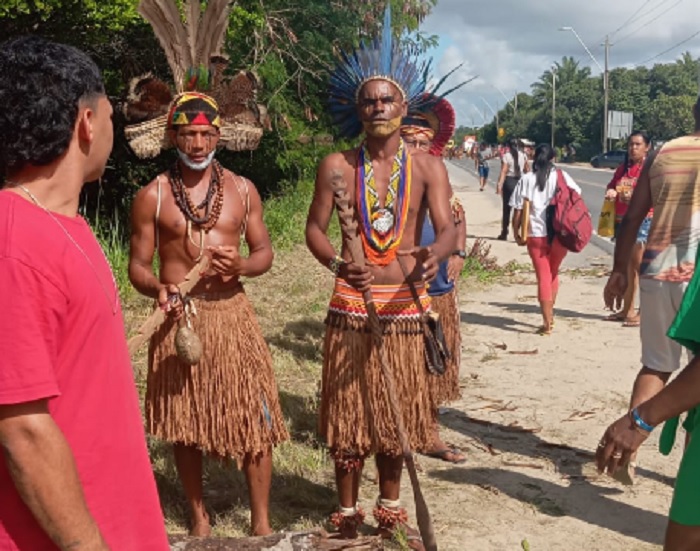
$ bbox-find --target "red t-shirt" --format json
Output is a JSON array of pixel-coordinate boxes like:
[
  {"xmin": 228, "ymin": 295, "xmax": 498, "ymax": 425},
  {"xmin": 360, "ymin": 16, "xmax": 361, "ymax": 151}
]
[
  {"xmin": 606, "ymin": 160, "xmax": 652, "ymax": 218},
  {"xmin": 0, "ymin": 192, "xmax": 169, "ymax": 550}
]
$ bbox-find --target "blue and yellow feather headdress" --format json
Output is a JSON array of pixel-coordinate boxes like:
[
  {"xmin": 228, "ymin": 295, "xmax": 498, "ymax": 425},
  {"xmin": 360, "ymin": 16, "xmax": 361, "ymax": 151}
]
[{"xmin": 328, "ymin": 5, "xmax": 431, "ymax": 138}]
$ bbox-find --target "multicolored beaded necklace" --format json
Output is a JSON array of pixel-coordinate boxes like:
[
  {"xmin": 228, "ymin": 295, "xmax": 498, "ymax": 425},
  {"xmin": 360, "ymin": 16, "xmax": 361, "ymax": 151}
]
[{"xmin": 356, "ymin": 139, "xmax": 412, "ymax": 266}]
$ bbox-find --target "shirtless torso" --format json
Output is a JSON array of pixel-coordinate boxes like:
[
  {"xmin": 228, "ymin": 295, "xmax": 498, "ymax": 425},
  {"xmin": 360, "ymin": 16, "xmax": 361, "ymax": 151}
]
[
  {"xmin": 307, "ymin": 140, "xmax": 456, "ymax": 286},
  {"xmin": 129, "ymin": 162, "xmax": 272, "ymax": 297}
]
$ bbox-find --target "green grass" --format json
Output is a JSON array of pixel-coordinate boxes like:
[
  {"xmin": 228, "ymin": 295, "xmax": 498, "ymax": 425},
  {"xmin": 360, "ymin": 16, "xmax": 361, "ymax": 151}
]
[
  {"xmin": 461, "ymin": 237, "xmax": 532, "ymax": 284},
  {"xmin": 262, "ymin": 178, "xmax": 340, "ymax": 251},
  {"xmin": 92, "ymin": 213, "xmax": 134, "ymax": 302}
]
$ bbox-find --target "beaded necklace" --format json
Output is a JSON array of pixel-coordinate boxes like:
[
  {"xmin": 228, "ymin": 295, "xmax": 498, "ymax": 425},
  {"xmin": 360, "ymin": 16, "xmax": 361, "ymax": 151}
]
[
  {"xmin": 169, "ymin": 159, "xmax": 225, "ymax": 261},
  {"xmin": 356, "ymin": 139, "xmax": 411, "ymax": 266},
  {"xmin": 169, "ymin": 159, "xmax": 225, "ymax": 232}
]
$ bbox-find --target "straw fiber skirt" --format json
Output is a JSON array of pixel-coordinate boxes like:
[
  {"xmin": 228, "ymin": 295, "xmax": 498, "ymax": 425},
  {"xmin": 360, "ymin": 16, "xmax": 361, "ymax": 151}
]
[
  {"xmin": 319, "ymin": 279, "xmax": 434, "ymax": 457},
  {"xmin": 147, "ymin": 287, "xmax": 288, "ymax": 459},
  {"xmin": 428, "ymin": 288, "xmax": 462, "ymax": 405}
]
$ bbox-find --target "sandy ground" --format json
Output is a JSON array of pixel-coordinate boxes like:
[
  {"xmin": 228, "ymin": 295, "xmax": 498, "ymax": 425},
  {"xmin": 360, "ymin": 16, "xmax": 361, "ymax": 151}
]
[{"xmin": 391, "ymin": 162, "xmax": 684, "ymax": 551}]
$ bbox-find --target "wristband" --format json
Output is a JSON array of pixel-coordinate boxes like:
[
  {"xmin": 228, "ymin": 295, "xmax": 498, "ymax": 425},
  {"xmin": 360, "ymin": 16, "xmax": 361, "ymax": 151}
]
[
  {"xmin": 452, "ymin": 250, "xmax": 467, "ymax": 259},
  {"xmin": 631, "ymin": 407, "xmax": 654, "ymax": 433},
  {"xmin": 328, "ymin": 255, "xmax": 345, "ymax": 276}
]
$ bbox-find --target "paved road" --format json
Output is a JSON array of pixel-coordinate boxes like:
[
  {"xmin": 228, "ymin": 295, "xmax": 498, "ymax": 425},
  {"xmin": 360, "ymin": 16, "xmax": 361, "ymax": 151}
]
[{"xmin": 449, "ymin": 158, "xmax": 619, "ymax": 254}]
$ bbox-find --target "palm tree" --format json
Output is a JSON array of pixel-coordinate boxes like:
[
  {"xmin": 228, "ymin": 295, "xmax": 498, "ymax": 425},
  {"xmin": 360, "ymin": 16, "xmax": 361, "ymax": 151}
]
[{"xmin": 532, "ymin": 56, "xmax": 592, "ymax": 104}]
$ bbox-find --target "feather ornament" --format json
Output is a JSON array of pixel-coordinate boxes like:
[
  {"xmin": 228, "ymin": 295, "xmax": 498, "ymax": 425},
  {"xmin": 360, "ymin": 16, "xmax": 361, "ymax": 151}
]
[
  {"xmin": 137, "ymin": 0, "xmax": 232, "ymax": 93},
  {"xmin": 327, "ymin": 4, "xmax": 430, "ymax": 138}
]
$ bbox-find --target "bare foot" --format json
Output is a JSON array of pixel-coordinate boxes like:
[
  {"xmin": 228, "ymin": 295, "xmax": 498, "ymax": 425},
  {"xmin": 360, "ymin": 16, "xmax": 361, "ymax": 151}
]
[
  {"xmin": 251, "ymin": 524, "xmax": 273, "ymax": 537},
  {"xmin": 377, "ymin": 523, "xmax": 425, "ymax": 551},
  {"xmin": 189, "ymin": 513, "xmax": 211, "ymax": 537},
  {"xmin": 622, "ymin": 315, "xmax": 640, "ymax": 327},
  {"xmin": 423, "ymin": 435, "xmax": 466, "ymax": 464}
]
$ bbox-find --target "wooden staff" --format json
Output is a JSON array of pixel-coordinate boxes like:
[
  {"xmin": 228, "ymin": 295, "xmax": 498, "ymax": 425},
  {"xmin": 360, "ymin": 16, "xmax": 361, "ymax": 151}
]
[
  {"xmin": 127, "ymin": 255, "xmax": 210, "ymax": 356},
  {"xmin": 329, "ymin": 170, "xmax": 438, "ymax": 551}
]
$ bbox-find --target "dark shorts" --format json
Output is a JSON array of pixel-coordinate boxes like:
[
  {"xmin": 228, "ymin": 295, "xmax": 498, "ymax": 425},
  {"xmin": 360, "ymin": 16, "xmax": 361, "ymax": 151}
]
[{"xmin": 478, "ymin": 165, "xmax": 489, "ymax": 179}]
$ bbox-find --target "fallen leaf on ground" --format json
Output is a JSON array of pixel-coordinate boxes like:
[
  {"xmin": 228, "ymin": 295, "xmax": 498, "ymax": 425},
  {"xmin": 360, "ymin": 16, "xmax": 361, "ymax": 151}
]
[
  {"xmin": 489, "ymin": 342, "xmax": 508, "ymax": 350},
  {"xmin": 501, "ymin": 422, "xmax": 543, "ymax": 434},
  {"xmin": 562, "ymin": 410, "xmax": 598, "ymax": 422},
  {"xmin": 502, "ymin": 460, "xmax": 545, "ymax": 470}
]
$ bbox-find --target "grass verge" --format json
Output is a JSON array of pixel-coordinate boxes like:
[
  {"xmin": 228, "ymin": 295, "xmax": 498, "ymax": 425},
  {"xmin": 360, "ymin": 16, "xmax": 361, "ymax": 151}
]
[{"xmin": 462, "ymin": 237, "xmax": 532, "ymax": 284}]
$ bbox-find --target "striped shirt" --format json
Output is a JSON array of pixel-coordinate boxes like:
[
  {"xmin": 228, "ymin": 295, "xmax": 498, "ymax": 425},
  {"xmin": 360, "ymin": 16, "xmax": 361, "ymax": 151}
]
[{"xmin": 641, "ymin": 135, "xmax": 700, "ymax": 282}]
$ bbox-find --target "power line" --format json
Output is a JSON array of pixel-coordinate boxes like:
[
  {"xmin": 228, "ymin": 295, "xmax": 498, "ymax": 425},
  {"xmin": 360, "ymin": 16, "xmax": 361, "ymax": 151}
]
[
  {"xmin": 608, "ymin": 0, "xmax": 656, "ymax": 40},
  {"xmin": 614, "ymin": 0, "xmax": 684, "ymax": 46},
  {"xmin": 637, "ymin": 29, "xmax": 700, "ymax": 65}
]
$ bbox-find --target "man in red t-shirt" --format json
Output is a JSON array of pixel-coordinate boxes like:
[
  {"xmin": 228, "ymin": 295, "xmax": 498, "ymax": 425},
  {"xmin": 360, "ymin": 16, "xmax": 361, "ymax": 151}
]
[{"xmin": 0, "ymin": 37, "xmax": 169, "ymax": 550}]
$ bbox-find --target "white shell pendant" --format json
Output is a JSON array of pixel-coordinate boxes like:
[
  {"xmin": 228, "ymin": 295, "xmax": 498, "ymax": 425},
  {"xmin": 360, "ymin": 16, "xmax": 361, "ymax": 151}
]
[{"xmin": 372, "ymin": 208, "xmax": 394, "ymax": 235}]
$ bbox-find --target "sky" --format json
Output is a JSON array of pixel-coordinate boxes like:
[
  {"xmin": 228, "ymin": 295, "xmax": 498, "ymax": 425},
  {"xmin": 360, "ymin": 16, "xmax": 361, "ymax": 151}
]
[{"xmin": 420, "ymin": 0, "xmax": 700, "ymax": 127}]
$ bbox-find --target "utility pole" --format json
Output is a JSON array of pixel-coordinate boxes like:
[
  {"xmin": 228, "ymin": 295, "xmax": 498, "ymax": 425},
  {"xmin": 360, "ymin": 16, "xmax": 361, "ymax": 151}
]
[
  {"xmin": 551, "ymin": 69, "xmax": 557, "ymax": 148},
  {"xmin": 603, "ymin": 35, "xmax": 610, "ymax": 153}
]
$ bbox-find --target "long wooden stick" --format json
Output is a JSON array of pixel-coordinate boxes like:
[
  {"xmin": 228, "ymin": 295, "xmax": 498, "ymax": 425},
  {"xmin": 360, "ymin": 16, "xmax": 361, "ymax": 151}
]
[
  {"xmin": 127, "ymin": 255, "xmax": 210, "ymax": 356},
  {"xmin": 330, "ymin": 170, "xmax": 438, "ymax": 551}
]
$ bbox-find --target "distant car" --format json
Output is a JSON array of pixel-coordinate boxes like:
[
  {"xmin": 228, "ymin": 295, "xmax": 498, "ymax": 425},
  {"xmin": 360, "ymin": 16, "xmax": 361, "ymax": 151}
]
[{"xmin": 590, "ymin": 150, "xmax": 626, "ymax": 169}]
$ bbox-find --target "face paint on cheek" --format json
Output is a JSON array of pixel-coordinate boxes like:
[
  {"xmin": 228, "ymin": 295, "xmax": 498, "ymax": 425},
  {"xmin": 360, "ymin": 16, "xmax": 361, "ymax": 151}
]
[{"xmin": 363, "ymin": 116, "xmax": 403, "ymax": 137}]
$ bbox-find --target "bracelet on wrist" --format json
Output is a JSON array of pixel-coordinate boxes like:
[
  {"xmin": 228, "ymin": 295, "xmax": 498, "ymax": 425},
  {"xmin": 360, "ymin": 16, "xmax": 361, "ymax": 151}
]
[
  {"xmin": 452, "ymin": 249, "xmax": 467, "ymax": 259},
  {"xmin": 630, "ymin": 407, "xmax": 654, "ymax": 433},
  {"xmin": 328, "ymin": 255, "xmax": 345, "ymax": 276}
]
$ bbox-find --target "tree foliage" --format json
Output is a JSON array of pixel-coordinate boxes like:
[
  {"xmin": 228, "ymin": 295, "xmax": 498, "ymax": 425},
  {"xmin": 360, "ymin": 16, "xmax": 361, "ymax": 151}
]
[
  {"xmin": 0, "ymin": 0, "xmax": 435, "ymax": 221},
  {"xmin": 480, "ymin": 53, "xmax": 699, "ymax": 158}
]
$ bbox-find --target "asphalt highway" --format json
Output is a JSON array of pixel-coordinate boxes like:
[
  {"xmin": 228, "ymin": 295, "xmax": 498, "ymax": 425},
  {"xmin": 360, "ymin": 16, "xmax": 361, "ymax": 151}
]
[{"xmin": 449, "ymin": 157, "xmax": 619, "ymax": 254}]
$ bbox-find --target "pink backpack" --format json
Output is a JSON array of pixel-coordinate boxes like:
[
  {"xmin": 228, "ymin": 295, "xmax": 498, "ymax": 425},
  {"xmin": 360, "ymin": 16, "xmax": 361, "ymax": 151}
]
[{"xmin": 548, "ymin": 169, "xmax": 592, "ymax": 252}]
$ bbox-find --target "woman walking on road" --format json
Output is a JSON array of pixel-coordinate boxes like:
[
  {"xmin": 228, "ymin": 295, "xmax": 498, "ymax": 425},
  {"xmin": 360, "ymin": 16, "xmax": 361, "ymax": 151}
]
[
  {"xmin": 497, "ymin": 138, "xmax": 529, "ymax": 240},
  {"xmin": 510, "ymin": 143, "xmax": 582, "ymax": 335},
  {"xmin": 604, "ymin": 130, "xmax": 653, "ymax": 327},
  {"xmin": 476, "ymin": 142, "xmax": 494, "ymax": 191}
]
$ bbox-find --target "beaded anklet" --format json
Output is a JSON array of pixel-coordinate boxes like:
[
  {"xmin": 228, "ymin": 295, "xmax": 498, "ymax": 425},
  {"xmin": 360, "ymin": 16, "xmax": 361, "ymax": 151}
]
[{"xmin": 329, "ymin": 504, "xmax": 365, "ymax": 538}]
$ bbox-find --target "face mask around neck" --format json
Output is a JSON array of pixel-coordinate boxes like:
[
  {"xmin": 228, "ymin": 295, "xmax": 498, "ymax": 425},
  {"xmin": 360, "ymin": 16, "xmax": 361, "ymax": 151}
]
[{"xmin": 177, "ymin": 149, "xmax": 216, "ymax": 171}]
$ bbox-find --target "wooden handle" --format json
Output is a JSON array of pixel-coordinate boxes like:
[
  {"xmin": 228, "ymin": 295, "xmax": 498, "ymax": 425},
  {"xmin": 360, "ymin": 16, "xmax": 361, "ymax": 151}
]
[{"xmin": 127, "ymin": 255, "xmax": 210, "ymax": 356}]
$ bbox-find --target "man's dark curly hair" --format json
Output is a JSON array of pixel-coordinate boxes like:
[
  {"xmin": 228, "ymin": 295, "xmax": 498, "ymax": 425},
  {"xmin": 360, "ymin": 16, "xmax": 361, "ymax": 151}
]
[{"xmin": 0, "ymin": 36, "xmax": 105, "ymax": 175}]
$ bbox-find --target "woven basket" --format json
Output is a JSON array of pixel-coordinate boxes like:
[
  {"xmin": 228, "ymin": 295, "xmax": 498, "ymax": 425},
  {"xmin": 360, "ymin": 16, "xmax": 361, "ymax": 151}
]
[
  {"xmin": 125, "ymin": 116, "xmax": 263, "ymax": 158},
  {"xmin": 124, "ymin": 115, "xmax": 170, "ymax": 159},
  {"xmin": 219, "ymin": 120, "xmax": 263, "ymax": 152}
]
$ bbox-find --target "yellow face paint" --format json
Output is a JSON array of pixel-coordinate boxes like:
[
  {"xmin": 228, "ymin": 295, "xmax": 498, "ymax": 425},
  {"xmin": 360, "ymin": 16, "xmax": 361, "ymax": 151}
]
[{"xmin": 363, "ymin": 116, "xmax": 403, "ymax": 138}]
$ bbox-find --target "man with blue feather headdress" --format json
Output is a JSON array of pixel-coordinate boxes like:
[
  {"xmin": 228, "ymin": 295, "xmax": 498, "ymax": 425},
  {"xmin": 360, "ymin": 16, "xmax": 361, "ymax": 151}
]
[{"xmin": 305, "ymin": 7, "xmax": 457, "ymax": 549}]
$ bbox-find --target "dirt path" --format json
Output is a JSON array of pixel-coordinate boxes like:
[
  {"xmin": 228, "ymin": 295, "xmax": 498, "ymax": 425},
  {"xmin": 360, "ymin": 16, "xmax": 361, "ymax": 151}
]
[{"xmin": 390, "ymin": 163, "xmax": 682, "ymax": 551}]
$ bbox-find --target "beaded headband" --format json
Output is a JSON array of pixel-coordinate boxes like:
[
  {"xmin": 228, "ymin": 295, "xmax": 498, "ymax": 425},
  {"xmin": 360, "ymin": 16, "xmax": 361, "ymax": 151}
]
[{"xmin": 167, "ymin": 92, "xmax": 221, "ymax": 129}]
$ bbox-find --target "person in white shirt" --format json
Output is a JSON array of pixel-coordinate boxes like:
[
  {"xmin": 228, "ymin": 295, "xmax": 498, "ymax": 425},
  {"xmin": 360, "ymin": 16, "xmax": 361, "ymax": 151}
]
[
  {"xmin": 496, "ymin": 138, "xmax": 529, "ymax": 240},
  {"xmin": 509, "ymin": 143, "xmax": 582, "ymax": 335}
]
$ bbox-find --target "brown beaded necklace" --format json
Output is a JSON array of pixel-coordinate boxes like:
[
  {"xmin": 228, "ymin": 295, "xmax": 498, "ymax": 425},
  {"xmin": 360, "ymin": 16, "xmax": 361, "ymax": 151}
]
[{"xmin": 169, "ymin": 159, "xmax": 225, "ymax": 232}]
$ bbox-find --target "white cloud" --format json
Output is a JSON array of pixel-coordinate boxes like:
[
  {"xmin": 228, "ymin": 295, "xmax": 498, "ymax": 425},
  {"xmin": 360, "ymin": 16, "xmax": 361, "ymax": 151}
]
[{"xmin": 422, "ymin": 0, "xmax": 700, "ymax": 125}]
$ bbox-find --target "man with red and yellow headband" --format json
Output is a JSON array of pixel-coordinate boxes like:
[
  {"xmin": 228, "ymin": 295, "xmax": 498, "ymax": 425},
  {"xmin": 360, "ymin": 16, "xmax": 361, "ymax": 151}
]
[{"xmin": 128, "ymin": 91, "xmax": 288, "ymax": 537}]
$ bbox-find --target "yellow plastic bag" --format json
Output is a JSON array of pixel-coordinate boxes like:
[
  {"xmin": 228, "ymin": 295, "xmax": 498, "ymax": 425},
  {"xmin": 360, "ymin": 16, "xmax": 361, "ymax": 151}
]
[{"xmin": 597, "ymin": 199, "xmax": 615, "ymax": 238}]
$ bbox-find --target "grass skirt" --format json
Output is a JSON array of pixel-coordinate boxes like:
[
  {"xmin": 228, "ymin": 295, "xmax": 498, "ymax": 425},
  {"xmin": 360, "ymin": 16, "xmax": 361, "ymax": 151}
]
[
  {"xmin": 428, "ymin": 288, "xmax": 462, "ymax": 405},
  {"xmin": 319, "ymin": 279, "xmax": 434, "ymax": 457},
  {"xmin": 147, "ymin": 286, "xmax": 288, "ymax": 460}
]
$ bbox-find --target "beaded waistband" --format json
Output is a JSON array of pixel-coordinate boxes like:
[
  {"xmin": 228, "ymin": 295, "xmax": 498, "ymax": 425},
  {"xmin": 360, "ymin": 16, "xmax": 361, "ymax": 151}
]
[{"xmin": 328, "ymin": 278, "xmax": 430, "ymax": 321}]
